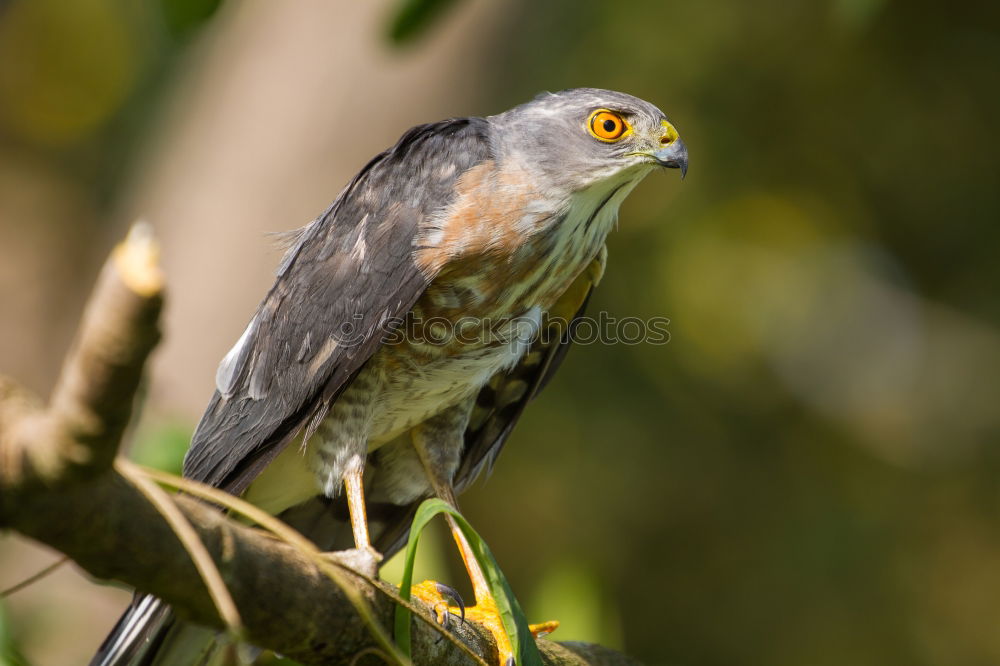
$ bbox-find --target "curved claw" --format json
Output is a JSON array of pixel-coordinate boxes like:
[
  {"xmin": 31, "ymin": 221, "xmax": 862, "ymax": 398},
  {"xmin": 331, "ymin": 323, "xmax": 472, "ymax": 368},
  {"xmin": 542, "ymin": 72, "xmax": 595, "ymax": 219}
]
[
  {"xmin": 410, "ymin": 580, "xmax": 467, "ymax": 630},
  {"xmin": 432, "ymin": 582, "xmax": 466, "ymax": 625}
]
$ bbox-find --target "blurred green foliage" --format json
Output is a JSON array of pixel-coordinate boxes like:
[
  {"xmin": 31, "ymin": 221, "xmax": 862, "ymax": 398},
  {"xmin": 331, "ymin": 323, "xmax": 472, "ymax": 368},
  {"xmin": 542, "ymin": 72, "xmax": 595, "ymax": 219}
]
[
  {"xmin": 0, "ymin": 603, "xmax": 27, "ymax": 666},
  {"xmin": 529, "ymin": 562, "xmax": 622, "ymax": 648},
  {"xmin": 161, "ymin": 0, "xmax": 222, "ymax": 40},
  {"xmin": 0, "ymin": 0, "xmax": 222, "ymax": 205},
  {"xmin": 128, "ymin": 421, "xmax": 192, "ymax": 476},
  {"xmin": 0, "ymin": 0, "xmax": 142, "ymax": 147},
  {"xmin": 385, "ymin": 0, "xmax": 461, "ymax": 44}
]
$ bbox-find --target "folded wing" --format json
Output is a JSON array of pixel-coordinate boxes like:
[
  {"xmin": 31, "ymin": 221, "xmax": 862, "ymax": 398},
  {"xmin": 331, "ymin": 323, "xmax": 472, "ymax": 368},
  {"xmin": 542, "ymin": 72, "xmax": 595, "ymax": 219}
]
[{"xmin": 183, "ymin": 117, "xmax": 494, "ymax": 493}]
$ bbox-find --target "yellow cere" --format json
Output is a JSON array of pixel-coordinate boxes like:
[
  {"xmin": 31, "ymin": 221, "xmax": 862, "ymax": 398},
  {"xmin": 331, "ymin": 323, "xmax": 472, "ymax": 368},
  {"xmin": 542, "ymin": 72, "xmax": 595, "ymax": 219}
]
[{"xmin": 660, "ymin": 118, "xmax": 680, "ymax": 145}]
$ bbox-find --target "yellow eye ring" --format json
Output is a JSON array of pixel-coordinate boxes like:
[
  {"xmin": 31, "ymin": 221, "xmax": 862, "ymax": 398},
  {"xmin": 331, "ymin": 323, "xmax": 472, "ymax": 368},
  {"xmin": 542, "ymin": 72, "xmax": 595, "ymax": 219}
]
[{"xmin": 588, "ymin": 110, "xmax": 630, "ymax": 142}]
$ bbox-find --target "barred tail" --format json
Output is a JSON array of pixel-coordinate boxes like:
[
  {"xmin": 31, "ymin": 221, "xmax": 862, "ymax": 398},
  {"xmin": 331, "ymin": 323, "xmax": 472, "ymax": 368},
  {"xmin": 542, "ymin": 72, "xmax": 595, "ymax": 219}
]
[
  {"xmin": 90, "ymin": 595, "xmax": 172, "ymax": 665},
  {"xmin": 91, "ymin": 595, "xmax": 228, "ymax": 666}
]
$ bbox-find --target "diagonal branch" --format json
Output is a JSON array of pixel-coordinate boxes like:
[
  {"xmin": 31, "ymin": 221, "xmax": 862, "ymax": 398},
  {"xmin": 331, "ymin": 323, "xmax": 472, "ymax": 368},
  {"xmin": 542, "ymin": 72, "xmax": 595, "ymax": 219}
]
[
  {"xmin": 0, "ymin": 222, "xmax": 163, "ymax": 488},
  {"xmin": 0, "ymin": 224, "xmax": 641, "ymax": 666}
]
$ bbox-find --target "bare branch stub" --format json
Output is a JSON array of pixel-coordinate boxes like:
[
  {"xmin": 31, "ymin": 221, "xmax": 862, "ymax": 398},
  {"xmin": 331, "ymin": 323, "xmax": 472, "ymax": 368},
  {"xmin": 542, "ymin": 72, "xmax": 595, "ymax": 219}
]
[{"xmin": 0, "ymin": 224, "xmax": 164, "ymax": 490}]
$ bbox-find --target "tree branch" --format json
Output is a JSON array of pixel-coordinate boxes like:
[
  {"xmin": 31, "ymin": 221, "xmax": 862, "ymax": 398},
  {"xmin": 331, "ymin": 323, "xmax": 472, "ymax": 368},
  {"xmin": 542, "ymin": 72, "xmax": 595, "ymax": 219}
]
[{"xmin": 0, "ymin": 225, "xmax": 641, "ymax": 666}]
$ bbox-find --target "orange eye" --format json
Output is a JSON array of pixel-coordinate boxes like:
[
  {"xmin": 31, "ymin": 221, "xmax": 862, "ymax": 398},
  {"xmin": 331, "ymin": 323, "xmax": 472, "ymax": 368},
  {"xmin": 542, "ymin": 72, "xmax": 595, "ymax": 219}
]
[{"xmin": 588, "ymin": 110, "xmax": 628, "ymax": 142}]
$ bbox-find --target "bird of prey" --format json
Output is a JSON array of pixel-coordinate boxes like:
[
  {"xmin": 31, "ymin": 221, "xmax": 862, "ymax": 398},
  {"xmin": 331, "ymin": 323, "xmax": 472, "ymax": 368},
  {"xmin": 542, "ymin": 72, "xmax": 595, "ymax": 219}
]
[{"xmin": 93, "ymin": 88, "xmax": 687, "ymax": 665}]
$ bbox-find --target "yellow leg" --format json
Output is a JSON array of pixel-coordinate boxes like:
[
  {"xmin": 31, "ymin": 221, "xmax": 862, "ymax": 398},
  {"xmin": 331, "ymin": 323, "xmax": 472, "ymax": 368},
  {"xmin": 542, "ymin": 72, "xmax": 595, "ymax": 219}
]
[
  {"xmin": 344, "ymin": 464, "xmax": 372, "ymax": 551},
  {"xmin": 443, "ymin": 490, "xmax": 514, "ymax": 662},
  {"xmin": 409, "ymin": 419, "xmax": 557, "ymax": 665},
  {"xmin": 439, "ymin": 487, "xmax": 490, "ymax": 604},
  {"xmin": 409, "ymin": 504, "xmax": 558, "ymax": 664}
]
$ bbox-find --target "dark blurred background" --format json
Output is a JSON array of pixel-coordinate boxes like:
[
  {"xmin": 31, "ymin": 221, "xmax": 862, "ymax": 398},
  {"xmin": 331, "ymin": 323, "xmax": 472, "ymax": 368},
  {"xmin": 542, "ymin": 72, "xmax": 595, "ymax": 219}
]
[{"xmin": 2, "ymin": 1, "xmax": 999, "ymax": 664}]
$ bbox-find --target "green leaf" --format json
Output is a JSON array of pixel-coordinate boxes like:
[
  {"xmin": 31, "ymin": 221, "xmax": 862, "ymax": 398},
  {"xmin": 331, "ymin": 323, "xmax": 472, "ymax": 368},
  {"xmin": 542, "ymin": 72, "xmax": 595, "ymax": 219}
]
[
  {"xmin": 386, "ymin": 0, "xmax": 461, "ymax": 45},
  {"xmin": 394, "ymin": 498, "xmax": 542, "ymax": 666}
]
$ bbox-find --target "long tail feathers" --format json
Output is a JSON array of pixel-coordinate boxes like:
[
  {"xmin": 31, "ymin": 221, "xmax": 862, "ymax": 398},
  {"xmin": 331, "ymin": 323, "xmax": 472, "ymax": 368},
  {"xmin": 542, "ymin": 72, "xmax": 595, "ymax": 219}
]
[{"xmin": 90, "ymin": 595, "xmax": 173, "ymax": 666}]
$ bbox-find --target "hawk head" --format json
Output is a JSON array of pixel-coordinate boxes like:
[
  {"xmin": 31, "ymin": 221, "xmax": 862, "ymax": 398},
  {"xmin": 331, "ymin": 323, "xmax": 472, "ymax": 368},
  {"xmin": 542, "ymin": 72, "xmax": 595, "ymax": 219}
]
[{"xmin": 490, "ymin": 87, "xmax": 688, "ymax": 192}]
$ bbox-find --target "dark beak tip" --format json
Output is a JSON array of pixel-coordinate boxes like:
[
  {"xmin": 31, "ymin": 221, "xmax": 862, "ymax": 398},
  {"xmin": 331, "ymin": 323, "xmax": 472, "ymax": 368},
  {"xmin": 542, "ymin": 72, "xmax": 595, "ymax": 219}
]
[
  {"xmin": 654, "ymin": 138, "xmax": 688, "ymax": 179},
  {"xmin": 661, "ymin": 158, "xmax": 688, "ymax": 179}
]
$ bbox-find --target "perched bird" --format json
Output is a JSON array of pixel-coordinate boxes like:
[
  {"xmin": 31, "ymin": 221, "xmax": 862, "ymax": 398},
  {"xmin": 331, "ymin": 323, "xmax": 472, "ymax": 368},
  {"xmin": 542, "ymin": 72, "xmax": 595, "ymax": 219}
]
[{"xmin": 92, "ymin": 88, "xmax": 687, "ymax": 665}]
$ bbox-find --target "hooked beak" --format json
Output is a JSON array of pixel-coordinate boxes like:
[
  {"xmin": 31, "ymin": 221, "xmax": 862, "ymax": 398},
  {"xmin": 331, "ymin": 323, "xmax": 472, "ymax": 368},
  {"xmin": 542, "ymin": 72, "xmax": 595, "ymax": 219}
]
[{"xmin": 653, "ymin": 137, "xmax": 688, "ymax": 178}]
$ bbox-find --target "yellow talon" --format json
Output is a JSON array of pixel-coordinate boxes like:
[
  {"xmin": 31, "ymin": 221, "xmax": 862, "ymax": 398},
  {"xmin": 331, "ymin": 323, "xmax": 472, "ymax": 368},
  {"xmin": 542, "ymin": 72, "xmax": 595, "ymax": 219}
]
[
  {"xmin": 462, "ymin": 593, "xmax": 514, "ymax": 664},
  {"xmin": 410, "ymin": 579, "xmax": 461, "ymax": 627},
  {"xmin": 409, "ymin": 579, "xmax": 558, "ymax": 665}
]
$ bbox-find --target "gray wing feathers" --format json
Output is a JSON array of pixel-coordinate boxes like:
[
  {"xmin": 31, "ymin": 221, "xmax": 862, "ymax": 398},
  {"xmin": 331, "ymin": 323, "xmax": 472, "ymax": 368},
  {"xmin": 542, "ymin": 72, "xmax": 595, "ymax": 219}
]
[
  {"xmin": 216, "ymin": 314, "xmax": 258, "ymax": 398},
  {"xmin": 183, "ymin": 117, "xmax": 493, "ymax": 492},
  {"xmin": 455, "ymin": 288, "xmax": 594, "ymax": 493}
]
